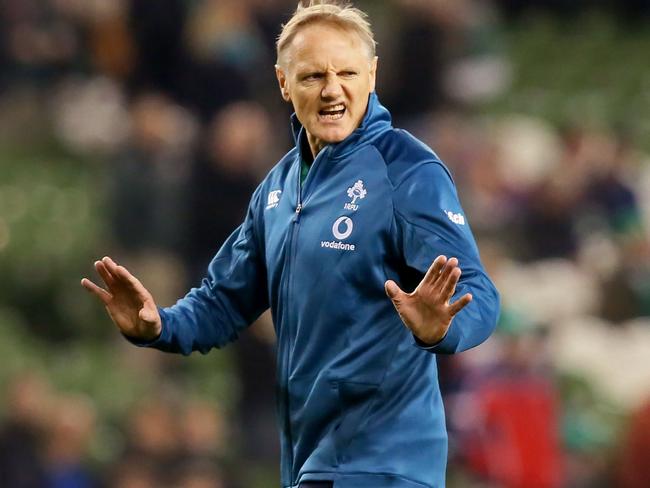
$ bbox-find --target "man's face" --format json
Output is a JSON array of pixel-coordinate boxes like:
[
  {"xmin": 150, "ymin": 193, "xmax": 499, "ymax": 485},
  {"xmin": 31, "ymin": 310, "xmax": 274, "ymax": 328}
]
[{"xmin": 276, "ymin": 23, "xmax": 377, "ymax": 153}]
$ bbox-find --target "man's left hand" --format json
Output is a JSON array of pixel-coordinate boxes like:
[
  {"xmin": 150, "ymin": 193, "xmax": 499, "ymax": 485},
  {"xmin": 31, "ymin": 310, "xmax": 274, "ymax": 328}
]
[{"xmin": 384, "ymin": 255, "xmax": 472, "ymax": 345}]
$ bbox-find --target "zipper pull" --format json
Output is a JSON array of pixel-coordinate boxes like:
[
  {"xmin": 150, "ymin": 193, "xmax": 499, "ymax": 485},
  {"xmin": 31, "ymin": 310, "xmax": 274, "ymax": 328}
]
[{"xmin": 295, "ymin": 203, "xmax": 302, "ymax": 214}]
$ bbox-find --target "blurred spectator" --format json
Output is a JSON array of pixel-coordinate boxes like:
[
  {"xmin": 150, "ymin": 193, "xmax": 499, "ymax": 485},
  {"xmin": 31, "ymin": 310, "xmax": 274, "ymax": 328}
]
[
  {"xmin": 0, "ymin": 374, "xmax": 51, "ymax": 488},
  {"xmin": 120, "ymin": 399, "xmax": 180, "ymax": 477},
  {"xmin": 579, "ymin": 130, "xmax": 650, "ymax": 321},
  {"xmin": 127, "ymin": 0, "xmax": 189, "ymax": 99},
  {"xmin": 170, "ymin": 459, "xmax": 227, "ymax": 488},
  {"xmin": 384, "ymin": 0, "xmax": 506, "ymax": 121},
  {"xmin": 51, "ymin": 76, "xmax": 131, "ymax": 156},
  {"xmin": 232, "ymin": 314, "xmax": 279, "ymax": 471},
  {"xmin": 109, "ymin": 92, "xmax": 197, "ymax": 256},
  {"xmin": 382, "ymin": 0, "xmax": 449, "ymax": 118},
  {"xmin": 106, "ymin": 460, "xmax": 158, "ymax": 488},
  {"xmin": 185, "ymin": 0, "xmax": 266, "ymax": 72},
  {"xmin": 186, "ymin": 101, "xmax": 273, "ymax": 281},
  {"xmin": 184, "ymin": 101, "xmax": 280, "ymax": 472},
  {"xmin": 521, "ymin": 174, "xmax": 584, "ymax": 260},
  {"xmin": 0, "ymin": 0, "xmax": 83, "ymax": 85},
  {"xmin": 497, "ymin": 0, "xmax": 650, "ymax": 21},
  {"xmin": 76, "ymin": 0, "xmax": 136, "ymax": 81},
  {"xmin": 43, "ymin": 394, "xmax": 97, "ymax": 488},
  {"xmin": 178, "ymin": 399, "xmax": 227, "ymax": 461},
  {"xmin": 456, "ymin": 317, "xmax": 565, "ymax": 488}
]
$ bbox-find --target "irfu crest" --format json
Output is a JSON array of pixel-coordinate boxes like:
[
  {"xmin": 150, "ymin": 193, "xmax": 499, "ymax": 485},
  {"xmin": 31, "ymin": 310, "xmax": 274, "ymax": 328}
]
[{"xmin": 345, "ymin": 180, "xmax": 367, "ymax": 211}]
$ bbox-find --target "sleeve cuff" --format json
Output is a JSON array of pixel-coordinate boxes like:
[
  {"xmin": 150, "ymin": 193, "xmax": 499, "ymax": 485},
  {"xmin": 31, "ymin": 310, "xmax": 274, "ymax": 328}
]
[{"xmin": 412, "ymin": 321, "xmax": 461, "ymax": 354}]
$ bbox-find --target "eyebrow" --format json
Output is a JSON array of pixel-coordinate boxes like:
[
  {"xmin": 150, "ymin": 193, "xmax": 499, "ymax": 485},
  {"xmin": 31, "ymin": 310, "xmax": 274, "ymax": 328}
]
[
  {"xmin": 298, "ymin": 70, "xmax": 323, "ymax": 76},
  {"xmin": 296, "ymin": 67, "xmax": 359, "ymax": 77}
]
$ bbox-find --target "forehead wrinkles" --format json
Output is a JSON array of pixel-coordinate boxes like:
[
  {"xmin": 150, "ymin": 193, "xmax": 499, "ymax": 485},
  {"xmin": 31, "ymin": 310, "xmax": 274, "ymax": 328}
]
[{"xmin": 286, "ymin": 24, "xmax": 368, "ymax": 72}]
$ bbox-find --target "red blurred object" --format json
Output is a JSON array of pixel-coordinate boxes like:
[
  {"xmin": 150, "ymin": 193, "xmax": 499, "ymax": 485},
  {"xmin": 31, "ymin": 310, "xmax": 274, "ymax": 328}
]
[
  {"xmin": 617, "ymin": 398, "xmax": 650, "ymax": 488},
  {"xmin": 464, "ymin": 375, "xmax": 564, "ymax": 488}
]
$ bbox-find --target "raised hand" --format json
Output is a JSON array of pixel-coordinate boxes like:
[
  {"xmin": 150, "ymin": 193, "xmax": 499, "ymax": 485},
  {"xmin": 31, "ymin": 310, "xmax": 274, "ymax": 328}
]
[
  {"xmin": 384, "ymin": 255, "xmax": 473, "ymax": 345},
  {"xmin": 81, "ymin": 256, "xmax": 162, "ymax": 341}
]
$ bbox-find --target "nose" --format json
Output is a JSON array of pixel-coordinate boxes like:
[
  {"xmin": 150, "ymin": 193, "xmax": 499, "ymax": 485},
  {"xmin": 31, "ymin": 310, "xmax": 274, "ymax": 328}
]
[{"xmin": 321, "ymin": 73, "xmax": 343, "ymax": 100}]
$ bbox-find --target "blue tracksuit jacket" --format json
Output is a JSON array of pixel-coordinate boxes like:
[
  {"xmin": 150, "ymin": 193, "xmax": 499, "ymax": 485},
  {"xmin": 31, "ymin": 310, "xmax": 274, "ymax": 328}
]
[{"xmin": 140, "ymin": 93, "xmax": 500, "ymax": 488}]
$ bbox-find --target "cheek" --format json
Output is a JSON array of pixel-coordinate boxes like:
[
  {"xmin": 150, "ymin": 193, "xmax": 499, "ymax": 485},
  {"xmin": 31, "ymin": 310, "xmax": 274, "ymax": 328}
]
[
  {"xmin": 350, "ymin": 93, "xmax": 366, "ymax": 115},
  {"xmin": 296, "ymin": 94, "xmax": 318, "ymax": 114}
]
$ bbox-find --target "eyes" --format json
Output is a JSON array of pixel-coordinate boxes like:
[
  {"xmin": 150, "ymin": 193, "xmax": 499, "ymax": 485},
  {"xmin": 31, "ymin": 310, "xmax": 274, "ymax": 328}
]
[
  {"xmin": 300, "ymin": 70, "xmax": 358, "ymax": 82},
  {"xmin": 339, "ymin": 71, "xmax": 358, "ymax": 79}
]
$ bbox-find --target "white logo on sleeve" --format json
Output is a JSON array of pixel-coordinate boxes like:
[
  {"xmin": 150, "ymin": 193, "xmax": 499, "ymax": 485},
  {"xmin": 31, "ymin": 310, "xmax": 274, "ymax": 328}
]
[
  {"xmin": 266, "ymin": 190, "xmax": 282, "ymax": 209},
  {"xmin": 445, "ymin": 210, "xmax": 466, "ymax": 225},
  {"xmin": 344, "ymin": 180, "xmax": 367, "ymax": 211}
]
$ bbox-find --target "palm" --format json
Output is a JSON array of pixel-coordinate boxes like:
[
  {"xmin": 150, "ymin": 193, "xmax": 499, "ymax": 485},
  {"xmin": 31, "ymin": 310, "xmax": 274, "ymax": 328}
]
[
  {"xmin": 81, "ymin": 257, "xmax": 161, "ymax": 341},
  {"xmin": 385, "ymin": 255, "xmax": 472, "ymax": 345},
  {"xmin": 105, "ymin": 283, "xmax": 152, "ymax": 335}
]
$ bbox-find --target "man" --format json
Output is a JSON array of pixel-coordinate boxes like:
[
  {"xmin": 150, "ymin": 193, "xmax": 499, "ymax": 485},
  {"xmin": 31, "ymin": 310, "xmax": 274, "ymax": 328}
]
[{"xmin": 82, "ymin": 2, "xmax": 500, "ymax": 487}]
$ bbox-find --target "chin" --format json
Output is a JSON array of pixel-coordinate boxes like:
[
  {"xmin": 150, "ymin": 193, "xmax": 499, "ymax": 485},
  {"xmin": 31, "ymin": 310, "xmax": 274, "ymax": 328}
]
[{"xmin": 318, "ymin": 127, "xmax": 354, "ymax": 144}]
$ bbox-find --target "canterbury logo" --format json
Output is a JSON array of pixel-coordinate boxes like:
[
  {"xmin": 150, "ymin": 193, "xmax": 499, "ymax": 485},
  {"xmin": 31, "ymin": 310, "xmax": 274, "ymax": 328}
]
[{"xmin": 266, "ymin": 190, "xmax": 282, "ymax": 209}]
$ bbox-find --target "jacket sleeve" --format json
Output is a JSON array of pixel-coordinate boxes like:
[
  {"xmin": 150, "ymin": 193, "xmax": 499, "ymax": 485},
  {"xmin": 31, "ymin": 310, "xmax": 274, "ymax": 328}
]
[
  {"xmin": 393, "ymin": 161, "xmax": 500, "ymax": 354},
  {"xmin": 129, "ymin": 186, "xmax": 269, "ymax": 355}
]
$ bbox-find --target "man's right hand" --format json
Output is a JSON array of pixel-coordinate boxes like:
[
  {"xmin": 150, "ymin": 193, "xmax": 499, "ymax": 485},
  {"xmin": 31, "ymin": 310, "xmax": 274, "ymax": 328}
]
[{"xmin": 81, "ymin": 256, "xmax": 162, "ymax": 341}]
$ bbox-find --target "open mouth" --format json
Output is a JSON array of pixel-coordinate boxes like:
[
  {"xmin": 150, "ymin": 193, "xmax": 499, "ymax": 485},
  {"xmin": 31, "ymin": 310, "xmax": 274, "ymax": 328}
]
[{"xmin": 319, "ymin": 104, "xmax": 346, "ymax": 120}]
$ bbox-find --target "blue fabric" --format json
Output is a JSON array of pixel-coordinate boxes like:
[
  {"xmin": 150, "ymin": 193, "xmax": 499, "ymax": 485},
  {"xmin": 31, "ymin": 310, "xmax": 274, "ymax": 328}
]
[
  {"xmin": 138, "ymin": 93, "xmax": 500, "ymax": 488},
  {"xmin": 46, "ymin": 465, "xmax": 94, "ymax": 488}
]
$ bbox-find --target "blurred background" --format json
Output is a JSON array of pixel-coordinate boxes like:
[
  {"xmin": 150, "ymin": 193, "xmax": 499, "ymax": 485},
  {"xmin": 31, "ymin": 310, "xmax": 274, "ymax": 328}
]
[{"xmin": 1, "ymin": 0, "xmax": 649, "ymax": 487}]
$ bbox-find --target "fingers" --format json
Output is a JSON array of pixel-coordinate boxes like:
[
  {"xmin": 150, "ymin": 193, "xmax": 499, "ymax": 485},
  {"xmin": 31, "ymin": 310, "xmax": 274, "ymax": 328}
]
[
  {"xmin": 439, "ymin": 257, "xmax": 458, "ymax": 279},
  {"xmin": 80, "ymin": 277, "xmax": 112, "ymax": 305},
  {"xmin": 101, "ymin": 256, "xmax": 123, "ymax": 278},
  {"xmin": 101, "ymin": 256, "xmax": 146, "ymax": 294},
  {"xmin": 94, "ymin": 260, "xmax": 116, "ymax": 287},
  {"xmin": 427, "ymin": 256, "xmax": 458, "ymax": 288},
  {"xmin": 423, "ymin": 255, "xmax": 447, "ymax": 285},
  {"xmin": 384, "ymin": 280, "xmax": 404, "ymax": 301},
  {"xmin": 441, "ymin": 266, "xmax": 461, "ymax": 300},
  {"xmin": 449, "ymin": 293, "xmax": 472, "ymax": 316}
]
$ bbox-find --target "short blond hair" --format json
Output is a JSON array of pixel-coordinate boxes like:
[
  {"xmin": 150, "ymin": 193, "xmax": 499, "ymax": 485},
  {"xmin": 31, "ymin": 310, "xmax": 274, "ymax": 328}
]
[{"xmin": 276, "ymin": 0, "xmax": 376, "ymax": 67}]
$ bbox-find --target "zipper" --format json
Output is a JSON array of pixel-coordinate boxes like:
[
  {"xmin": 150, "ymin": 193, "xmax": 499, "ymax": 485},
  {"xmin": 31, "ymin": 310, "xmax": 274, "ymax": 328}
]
[
  {"xmin": 283, "ymin": 147, "xmax": 330, "ymax": 482},
  {"xmin": 281, "ymin": 155, "xmax": 303, "ymax": 483},
  {"xmin": 281, "ymin": 216, "xmax": 299, "ymax": 483}
]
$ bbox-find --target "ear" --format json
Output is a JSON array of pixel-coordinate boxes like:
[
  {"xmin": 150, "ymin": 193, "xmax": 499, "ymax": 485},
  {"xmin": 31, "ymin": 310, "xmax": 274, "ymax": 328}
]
[
  {"xmin": 369, "ymin": 56, "xmax": 378, "ymax": 93},
  {"xmin": 275, "ymin": 64, "xmax": 291, "ymax": 102}
]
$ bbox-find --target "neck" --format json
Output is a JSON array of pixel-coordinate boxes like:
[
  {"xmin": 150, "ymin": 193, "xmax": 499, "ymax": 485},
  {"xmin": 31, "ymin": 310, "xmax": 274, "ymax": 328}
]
[{"xmin": 306, "ymin": 132, "xmax": 326, "ymax": 160}]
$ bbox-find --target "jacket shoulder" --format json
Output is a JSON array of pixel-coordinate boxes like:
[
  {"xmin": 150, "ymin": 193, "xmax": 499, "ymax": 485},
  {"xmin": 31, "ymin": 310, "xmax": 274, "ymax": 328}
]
[{"xmin": 372, "ymin": 128, "xmax": 454, "ymax": 189}]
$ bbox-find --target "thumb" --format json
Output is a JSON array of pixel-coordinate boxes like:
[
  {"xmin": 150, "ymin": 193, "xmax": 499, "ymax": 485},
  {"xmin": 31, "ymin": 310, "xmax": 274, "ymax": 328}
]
[
  {"xmin": 138, "ymin": 306, "xmax": 158, "ymax": 324},
  {"xmin": 384, "ymin": 280, "xmax": 404, "ymax": 302}
]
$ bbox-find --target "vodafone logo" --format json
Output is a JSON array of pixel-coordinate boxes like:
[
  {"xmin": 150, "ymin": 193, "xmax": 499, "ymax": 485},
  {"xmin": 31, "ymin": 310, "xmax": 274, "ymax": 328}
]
[
  {"xmin": 321, "ymin": 216, "xmax": 355, "ymax": 252},
  {"xmin": 332, "ymin": 216, "xmax": 354, "ymax": 240}
]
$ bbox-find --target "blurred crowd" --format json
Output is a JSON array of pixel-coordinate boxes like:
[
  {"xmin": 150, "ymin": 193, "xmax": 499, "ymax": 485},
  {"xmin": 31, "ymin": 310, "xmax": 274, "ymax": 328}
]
[
  {"xmin": 1, "ymin": 0, "xmax": 650, "ymax": 487},
  {"xmin": 0, "ymin": 372, "xmax": 233, "ymax": 488}
]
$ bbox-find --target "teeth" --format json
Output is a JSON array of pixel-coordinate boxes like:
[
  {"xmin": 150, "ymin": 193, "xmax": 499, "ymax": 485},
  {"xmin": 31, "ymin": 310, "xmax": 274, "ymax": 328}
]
[{"xmin": 322, "ymin": 104, "xmax": 345, "ymax": 113}]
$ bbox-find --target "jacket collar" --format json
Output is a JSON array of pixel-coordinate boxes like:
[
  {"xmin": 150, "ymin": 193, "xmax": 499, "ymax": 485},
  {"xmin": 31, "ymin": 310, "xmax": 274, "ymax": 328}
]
[{"xmin": 290, "ymin": 92, "xmax": 392, "ymax": 161}]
